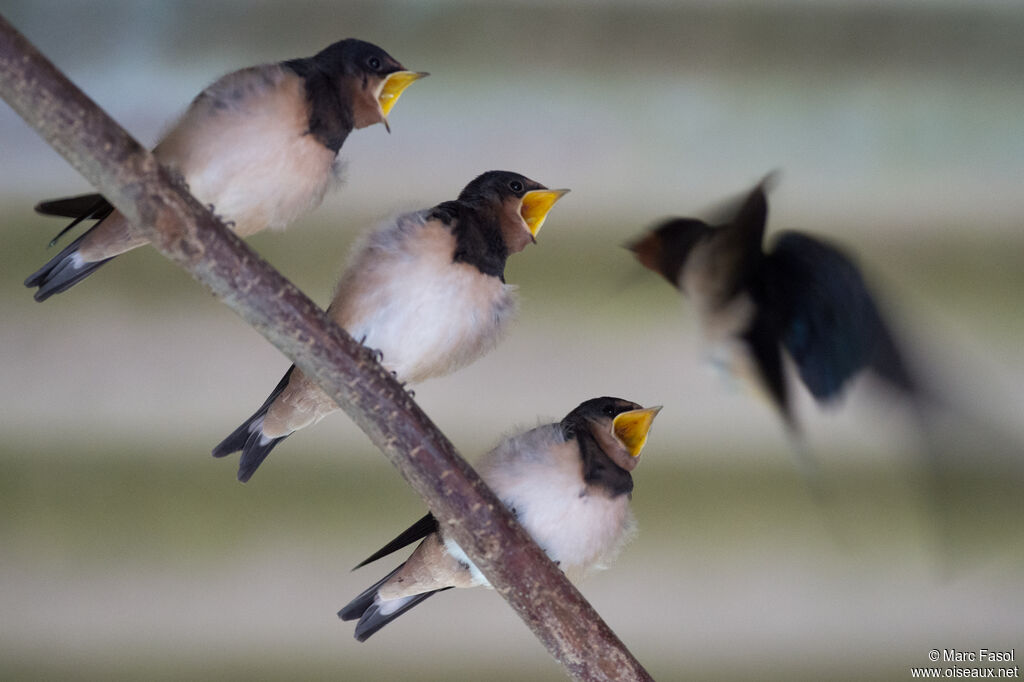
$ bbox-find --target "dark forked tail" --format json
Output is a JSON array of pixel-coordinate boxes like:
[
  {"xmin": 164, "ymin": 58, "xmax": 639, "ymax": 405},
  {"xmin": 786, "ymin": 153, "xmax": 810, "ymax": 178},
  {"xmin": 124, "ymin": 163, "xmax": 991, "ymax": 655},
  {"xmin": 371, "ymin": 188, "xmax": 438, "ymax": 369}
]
[
  {"xmin": 212, "ymin": 366, "xmax": 295, "ymax": 482},
  {"xmin": 25, "ymin": 231, "xmax": 113, "ymax": 302},
  {"xmin": 26, "ymin": 194, "xmax": 115, "ymax": 301},
  {"xmin": 338, "ymin": 564, "xmax": 448, "ymax": 642}
]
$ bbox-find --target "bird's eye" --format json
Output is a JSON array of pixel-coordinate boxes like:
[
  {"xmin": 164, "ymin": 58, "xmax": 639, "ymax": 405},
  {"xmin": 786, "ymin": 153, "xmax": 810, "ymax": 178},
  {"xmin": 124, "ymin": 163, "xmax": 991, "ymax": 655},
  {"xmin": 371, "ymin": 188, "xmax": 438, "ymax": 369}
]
[
  {"xmin": 602, "ymin": 405, "xmax": 616, "ymax": 417},
  {"xmin": 367, "ymin": 56, "xmax": 382, "ymax": 70},
  {"xmin": 508, "ymin": 180, "xmax": 524, "ymax": 193}
]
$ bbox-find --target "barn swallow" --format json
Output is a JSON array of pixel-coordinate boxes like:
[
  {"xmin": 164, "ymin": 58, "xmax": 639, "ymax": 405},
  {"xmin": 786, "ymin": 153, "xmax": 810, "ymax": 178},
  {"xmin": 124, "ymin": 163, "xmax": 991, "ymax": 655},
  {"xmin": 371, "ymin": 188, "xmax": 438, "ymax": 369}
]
[
  {"xmin": 213, "ymin": 171, "xmax": 569, "ymax": 482},
  {"xmin": 24, "ymin": 39, "xmax": 427, "ymax": 301},
  {"xmin": 628, "ymin": 177, "xmax": 919, "ymax": 441},
  {"xmin": 338, "ymin": 397, "xmax": 661, "ymax": 641}
]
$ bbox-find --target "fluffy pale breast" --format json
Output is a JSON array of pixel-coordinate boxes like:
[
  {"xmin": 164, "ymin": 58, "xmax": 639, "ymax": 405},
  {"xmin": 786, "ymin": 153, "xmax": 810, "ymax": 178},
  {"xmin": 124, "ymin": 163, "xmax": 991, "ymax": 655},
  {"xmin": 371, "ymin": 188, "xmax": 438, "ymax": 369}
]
[
  {"xmin": 681, "ymin": 237, "xmax": 740, "ymax": 314},
  {"xmin": 699, "ymin": 293, "xmax": 756, "ymax": 346},
  {"xmin": 688, "ymin": 288, "xmax": 779, "ymax": 412},
  {"xmin": 475, "ymin": 425, "xmax": 635, "ymax": 581},
  {"xmin": 261, "ymin": 215, "xmax": 515, "ymax": 436},
  {"xmin": 680, "ymin": 237, "xmax": 757, "ymax": 367},
  {"xmin": 154, "ymin": 65, "xmax": 339, "ymax": 237},
  {"xmin": 330, "ymin": 214, "xmax": 518, "ymax": 385}
]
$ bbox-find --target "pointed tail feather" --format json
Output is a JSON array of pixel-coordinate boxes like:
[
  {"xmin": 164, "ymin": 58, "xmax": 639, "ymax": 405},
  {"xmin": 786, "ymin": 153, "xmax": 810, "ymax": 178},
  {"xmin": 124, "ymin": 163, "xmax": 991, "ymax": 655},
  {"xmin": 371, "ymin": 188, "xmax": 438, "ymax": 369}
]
[
  {"xmin": 338, "ymin": 564, "xmax": 448, "ymax": 642},
  {"xmin": 235, "ymin": 432, "xmax": 288, "ymax": 483},
  {"xmin": 212, "ymin": 366, "xmax": 295, "ymax": 482},
  {"xmin": 338, "ymin": 566, "xmax": 404, "ymax": 623},
  {"xmin": 352, "ymin": 591, "xmax": 445, "ymax": 642},
  {"xmin": 25, "ymin": 231, "xmax": 113, "ymax": 302}
]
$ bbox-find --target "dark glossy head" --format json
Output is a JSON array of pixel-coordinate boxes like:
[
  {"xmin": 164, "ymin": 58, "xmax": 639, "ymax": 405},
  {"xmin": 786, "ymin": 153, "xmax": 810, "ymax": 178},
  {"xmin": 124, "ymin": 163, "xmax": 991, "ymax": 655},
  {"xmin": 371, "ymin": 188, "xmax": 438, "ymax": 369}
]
[
  {"xmin": 312, "ymin": 39, "xmax": 406, "ymax": 80},
  {"xmin": 458, "ymin": 171, "xmax": 569, "ymax": 254},
  {"xmin": 566, "ymin": 397, "xmax": 644, "ymax": 424},
  {"xmin": 457, "ymin": 171, "xmax": 546, "ymax": 202},
  {"xmin": 629, "ymin": 179, "xmax": 773, "ymax": 288},
  {"xmin": 308, "ymin": 39, "xmax": 427, "ymax": 130},
  {"xmin": 562, "ymin": 397, "xmax": 662, "ymax": 472},
  {"xmin": 628, "ymin": 217, "xmax": 711, "ymax": 288}
]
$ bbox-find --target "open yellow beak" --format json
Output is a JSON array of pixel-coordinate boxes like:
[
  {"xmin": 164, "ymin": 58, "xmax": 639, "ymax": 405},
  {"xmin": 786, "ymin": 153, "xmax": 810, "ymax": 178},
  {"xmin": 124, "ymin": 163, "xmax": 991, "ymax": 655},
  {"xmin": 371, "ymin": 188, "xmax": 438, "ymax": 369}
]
[
  {"xmin": 520, "ymin": 189, "xmax": 570, "ymax": 239},
  {"xmin": 612, "ymin": 406, "xmax": 662, "ymax": 458},
  {"xmin": 378, "ymin": 71, "xmax": 429, "ymax": 118}
]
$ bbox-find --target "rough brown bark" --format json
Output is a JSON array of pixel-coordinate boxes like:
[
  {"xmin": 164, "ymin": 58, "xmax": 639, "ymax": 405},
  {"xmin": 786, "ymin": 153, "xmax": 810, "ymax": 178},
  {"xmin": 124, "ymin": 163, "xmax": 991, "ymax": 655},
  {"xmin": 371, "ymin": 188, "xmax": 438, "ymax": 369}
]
[{"xmin": 0, "ymin": 14, "xmax": 653, "ymax": 681}]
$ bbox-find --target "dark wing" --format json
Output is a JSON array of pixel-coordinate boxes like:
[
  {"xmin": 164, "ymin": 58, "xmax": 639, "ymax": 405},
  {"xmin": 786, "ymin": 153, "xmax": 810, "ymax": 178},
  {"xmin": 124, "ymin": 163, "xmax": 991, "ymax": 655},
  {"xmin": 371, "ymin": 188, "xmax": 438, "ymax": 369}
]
[
  {"xmin": 36, "ymin": 193, "xmax": 111, "ymax": 219},
  {"xmin": 338, "ymin": 562, "xmax": 450, "ymax": 642},
  {"xmin": 212, "ymin": 365, "xmax": 296, "ymax": 483},
  {"xmin": 24, "ymin": 230, "xmax": 114, "ymax": 301},
  {"xmin": 741, "ymin": 311, "xmax": 795, "ymax": 432},
  {"xmin": 764, "ymin": 231, "xmax": 916, "ymax": 403},
  {"xmin": 708, "ymin": 177, "xmax": 773, "ymax": 302},
  {"xmin": 352, "ymin": 513, "xmax": 439, "ymax": 570},
  {"xmin": 35, "ymin": 193, "xmax": 114, "ymax": 247}
]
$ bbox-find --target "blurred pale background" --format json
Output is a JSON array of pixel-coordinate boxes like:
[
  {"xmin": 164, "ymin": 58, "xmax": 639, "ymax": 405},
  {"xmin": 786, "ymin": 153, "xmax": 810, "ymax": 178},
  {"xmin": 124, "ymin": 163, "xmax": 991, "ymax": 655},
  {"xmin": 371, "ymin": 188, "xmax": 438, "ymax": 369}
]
[{"xmin": 1, "ymin": 1, "xmax": 1022, "ymax": 680}]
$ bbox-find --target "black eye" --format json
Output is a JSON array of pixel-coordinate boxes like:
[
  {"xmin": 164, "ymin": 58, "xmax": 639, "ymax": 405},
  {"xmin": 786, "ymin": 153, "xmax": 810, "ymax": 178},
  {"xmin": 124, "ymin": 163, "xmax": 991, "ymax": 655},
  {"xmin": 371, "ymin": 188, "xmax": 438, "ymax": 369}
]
[
  {"xmin": 603, "ymin": 405, "xmax": 617, "ymax": 417},
  {"xmin": 367, "ymin": 56, "xmax": 382, "ymax": 70},
  {"xmin": 508, "ymin": 180, "xmax": 524, "ymax": 193}
]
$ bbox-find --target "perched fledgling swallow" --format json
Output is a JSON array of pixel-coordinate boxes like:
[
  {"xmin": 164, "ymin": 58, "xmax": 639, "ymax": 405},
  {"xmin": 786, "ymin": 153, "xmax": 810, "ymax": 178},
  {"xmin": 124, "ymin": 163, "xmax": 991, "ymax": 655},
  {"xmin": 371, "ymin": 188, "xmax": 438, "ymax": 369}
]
[
  {"xmin": 338, "ymin": 397, "xmax": 661, "ymax": 642},
  {"xmin": 628, "ymin": 177, "xmax": 919, "ymax": 441},
  {"xmin": 25, "ymin": 39, "xmax": 427, "ymax": 301},
  {"xmin": 213, "ymin": 171, "xmax": 569, "ymax": 482}
]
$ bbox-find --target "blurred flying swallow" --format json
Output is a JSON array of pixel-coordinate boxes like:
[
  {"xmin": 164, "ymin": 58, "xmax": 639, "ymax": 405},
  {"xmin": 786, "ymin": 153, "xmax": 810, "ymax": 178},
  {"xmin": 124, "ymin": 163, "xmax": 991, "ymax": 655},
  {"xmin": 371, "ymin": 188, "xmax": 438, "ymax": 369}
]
[
  {"xmin": 629, "ymin": 176, "xmax": 920, "ymax": 441},
  {"xmin": 25, "ymin": 38, "xmax": 427, "ymax": 301},
  {"xmin": 338, "ymin": 397, "xmax": 661, "ymax": 641},
  {"xmin": 631, "ymin": 177, "xmax": 1022, "ymax": 564},
  {"xmin": 212, "ymin": 171, "xmax": 569, "ymax": 482}
]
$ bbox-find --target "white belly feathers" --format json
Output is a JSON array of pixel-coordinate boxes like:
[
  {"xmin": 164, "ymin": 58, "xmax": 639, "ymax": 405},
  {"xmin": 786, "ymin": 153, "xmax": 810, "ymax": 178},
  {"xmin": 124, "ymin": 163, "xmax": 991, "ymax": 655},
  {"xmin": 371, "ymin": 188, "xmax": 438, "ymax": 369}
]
[
  {"xmin": 471, "ymin": 423, "xmax": 635, "ymax": 584},
  {"xmin": 155, "ymin": 65, "xmax": 340, "ymax": 238},
  {"xmin": 331, "ymin": 212, "xmax": 518, "ymax": 385}
]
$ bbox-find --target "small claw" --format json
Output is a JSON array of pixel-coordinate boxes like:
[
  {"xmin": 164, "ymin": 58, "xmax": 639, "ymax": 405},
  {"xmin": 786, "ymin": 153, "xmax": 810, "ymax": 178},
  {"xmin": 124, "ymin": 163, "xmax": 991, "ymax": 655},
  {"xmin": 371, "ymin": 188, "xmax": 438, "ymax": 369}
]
[
  {"xmin": 169, "ymin": 170, "xmax": 190, "ymax": 192},
  {"xmin": 358, "ymin": 340, "xmax": 384, "ymax": 365},
  {"xmin": 202, "ymin": 202, "xmax": 235, "ymax": 228},
  {"xmin": 356, "ymin": 335, "xmax": 384, "ymax": 363}
]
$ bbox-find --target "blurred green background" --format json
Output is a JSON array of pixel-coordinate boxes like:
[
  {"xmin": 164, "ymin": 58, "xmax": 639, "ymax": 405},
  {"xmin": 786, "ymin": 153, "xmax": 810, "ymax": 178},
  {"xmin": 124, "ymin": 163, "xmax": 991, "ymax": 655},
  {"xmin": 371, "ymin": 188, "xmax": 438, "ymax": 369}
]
[{"xmin": 2, "ymin": 1, "xmax": 1022, "ymax": 680}]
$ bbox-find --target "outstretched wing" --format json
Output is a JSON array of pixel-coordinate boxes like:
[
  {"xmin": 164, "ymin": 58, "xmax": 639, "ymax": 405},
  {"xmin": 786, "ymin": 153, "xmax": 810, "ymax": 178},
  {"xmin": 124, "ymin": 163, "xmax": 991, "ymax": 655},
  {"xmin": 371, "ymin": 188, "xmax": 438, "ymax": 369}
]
[{"xmin": 764, "ymin": 231, "xmax": 915, "ymax": 403}]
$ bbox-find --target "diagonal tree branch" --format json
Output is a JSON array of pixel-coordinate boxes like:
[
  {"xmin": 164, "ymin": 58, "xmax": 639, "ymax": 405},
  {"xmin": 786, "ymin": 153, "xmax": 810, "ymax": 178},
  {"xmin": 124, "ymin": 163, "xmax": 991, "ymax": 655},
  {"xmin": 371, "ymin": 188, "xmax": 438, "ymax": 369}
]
[{"xmin": 0, "ymin": 14, "xmax": 653, "ymax": 682}]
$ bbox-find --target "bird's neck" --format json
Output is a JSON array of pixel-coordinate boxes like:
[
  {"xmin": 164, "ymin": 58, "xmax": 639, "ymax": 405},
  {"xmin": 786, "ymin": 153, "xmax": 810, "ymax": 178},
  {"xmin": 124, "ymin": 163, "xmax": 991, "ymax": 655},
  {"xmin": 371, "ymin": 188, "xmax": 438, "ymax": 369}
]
[
  {"xmin": 433, "ymin": 201, "xmax": 509, "ymax": 281},
  {"xmin": 282, "ymin": 57, "xmax": 354, "ymax": 153},
  {"xmin": 561, "ymin": 421, "xmax": 634, "ymax": 498}
]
